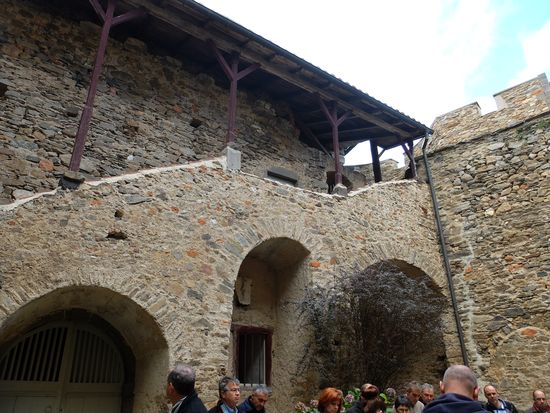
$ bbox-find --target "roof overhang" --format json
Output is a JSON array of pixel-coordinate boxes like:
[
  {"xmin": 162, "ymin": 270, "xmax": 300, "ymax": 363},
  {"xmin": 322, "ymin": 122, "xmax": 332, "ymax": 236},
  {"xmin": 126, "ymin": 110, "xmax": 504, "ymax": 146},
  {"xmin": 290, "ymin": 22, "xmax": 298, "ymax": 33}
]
[{"xmin": 56, "ymin": 0, "xmax": 433, "ymax": 153}]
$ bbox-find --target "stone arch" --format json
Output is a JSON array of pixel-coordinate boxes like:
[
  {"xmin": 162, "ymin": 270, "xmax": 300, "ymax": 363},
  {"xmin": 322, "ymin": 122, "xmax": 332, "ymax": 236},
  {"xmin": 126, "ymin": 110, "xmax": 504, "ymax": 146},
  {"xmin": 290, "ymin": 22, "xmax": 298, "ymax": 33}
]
[
  {"xmin": 230, "ymin": 237, "xmax": 310, "ymax": 413},
  {"xmin": 0, "ymin": 286, "xmax": 169, "ymax": 413},
  {"xmin": 355, "ymin": 241, "xmax": 448, "ymax": 292},
  {"xmin": 324, "ymin": 258, "xmax": 449, "ymax": 389}
]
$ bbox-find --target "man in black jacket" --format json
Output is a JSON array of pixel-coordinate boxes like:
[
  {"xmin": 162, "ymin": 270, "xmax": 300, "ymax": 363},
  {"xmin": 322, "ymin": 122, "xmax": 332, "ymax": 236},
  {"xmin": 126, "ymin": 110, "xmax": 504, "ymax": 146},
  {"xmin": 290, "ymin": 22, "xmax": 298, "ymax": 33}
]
[
  {"xmin": 424, "ymin": 365, "xmax": 486, "ymax": 413},
  {"xmin": 483, "ymin": 385, "xmax": 518, "ymax": 413},
  {"xmin": 166, "ymin": 362, "xmax": 208, "ymax": 413},
  {"xmin": 238, "ymin": 386, "xmax": 270, "ymax": 413}
]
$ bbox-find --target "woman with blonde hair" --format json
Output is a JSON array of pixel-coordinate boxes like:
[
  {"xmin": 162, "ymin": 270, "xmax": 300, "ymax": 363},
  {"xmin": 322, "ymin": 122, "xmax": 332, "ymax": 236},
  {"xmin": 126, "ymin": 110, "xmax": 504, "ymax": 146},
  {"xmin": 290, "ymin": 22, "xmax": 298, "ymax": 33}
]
[{"xmin": 318, "ymin": 387, "xmax": 343, "ymax": 413}]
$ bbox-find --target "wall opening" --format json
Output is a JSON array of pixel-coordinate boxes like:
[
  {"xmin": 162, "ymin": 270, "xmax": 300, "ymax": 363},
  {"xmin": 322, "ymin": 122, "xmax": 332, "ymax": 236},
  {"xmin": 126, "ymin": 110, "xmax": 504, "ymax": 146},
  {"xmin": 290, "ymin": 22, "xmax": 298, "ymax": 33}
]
[
  {"xmin": 0, "ymin": 287, "xmax": 169, "ymax": 413},
  {"xmin": 230, "ymin": 237, "xmax": 310, "ymax": 411},
  {"xmin": 0, "ymin": 310, "xmax": 134, "ymax": 413},
  {"xmin": 301, "ymin": 260, "xmax": 448, "ymax": 392}
]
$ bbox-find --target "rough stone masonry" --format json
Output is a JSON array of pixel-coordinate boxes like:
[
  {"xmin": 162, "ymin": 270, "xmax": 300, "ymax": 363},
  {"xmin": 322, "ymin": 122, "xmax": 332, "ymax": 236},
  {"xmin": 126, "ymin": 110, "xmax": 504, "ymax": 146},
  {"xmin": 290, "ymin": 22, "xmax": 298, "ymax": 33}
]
[{"xmin": 1, "ymin": 0, "xmax": 550, "ymax": 411}]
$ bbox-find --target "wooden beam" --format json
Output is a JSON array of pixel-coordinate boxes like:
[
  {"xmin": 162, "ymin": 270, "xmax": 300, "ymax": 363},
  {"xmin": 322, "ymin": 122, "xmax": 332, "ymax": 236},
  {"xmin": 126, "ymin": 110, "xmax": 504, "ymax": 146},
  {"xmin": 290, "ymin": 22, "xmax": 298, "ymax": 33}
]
[
  {"xmin": 338, "ymin": 135, "xmax": 394, "ymax": 146},
  {"xmin": 317, "ymin": 125, "xmax": 380, "ymax": 140},
  {"xmin": 370, "ymin": 141, "xmax": 382, "ymax": 183},
  {"xmin": 294, "ymin": 117, "xmax": 333, "ymax": 159},
  {"xmin": 123, "ymin": 0, "xmax": 413, "ymax": 138}
]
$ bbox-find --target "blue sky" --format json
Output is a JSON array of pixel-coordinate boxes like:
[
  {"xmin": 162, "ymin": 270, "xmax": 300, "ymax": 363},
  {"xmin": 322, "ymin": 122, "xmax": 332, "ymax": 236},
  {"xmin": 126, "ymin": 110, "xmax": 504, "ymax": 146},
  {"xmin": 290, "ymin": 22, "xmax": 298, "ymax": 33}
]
[{"xmin": 196, "ymin": 0, "xmax": 550, "ymax": 165}]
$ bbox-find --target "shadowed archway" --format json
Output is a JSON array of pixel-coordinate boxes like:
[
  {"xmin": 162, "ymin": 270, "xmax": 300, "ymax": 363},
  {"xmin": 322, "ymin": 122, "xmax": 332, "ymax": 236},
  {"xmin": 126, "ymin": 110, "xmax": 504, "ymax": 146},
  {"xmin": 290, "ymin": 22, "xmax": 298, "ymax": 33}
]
[
  {"xmin": 0, "ymin": 286, "xmax": 169, "ymax": 413},
  {"xmin": 302, "ymin": 260, "xmax": 448, "ymax": 392},
  {"xmin": 230, "ymin": 237, "xmax": 310, "ymax": 413}
]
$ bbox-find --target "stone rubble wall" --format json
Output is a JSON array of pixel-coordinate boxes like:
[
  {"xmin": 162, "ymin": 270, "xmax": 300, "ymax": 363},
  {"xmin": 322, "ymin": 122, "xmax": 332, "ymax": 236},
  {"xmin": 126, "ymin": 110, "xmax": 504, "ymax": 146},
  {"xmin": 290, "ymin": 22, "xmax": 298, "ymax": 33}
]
[
  {"xmin": 419, "ymin": 98, "xmax": 550, "ymax": 408},
  {"xmin": 0, "ymin": 0, "xmax": 331, "ymax": 204},
  {"xmin": 426, "ymin": 74, "xmax": 550, "ymax": 154},
  {"xmin": 0, "ymin": 160, "xmax": 447, "ymax": 412}
]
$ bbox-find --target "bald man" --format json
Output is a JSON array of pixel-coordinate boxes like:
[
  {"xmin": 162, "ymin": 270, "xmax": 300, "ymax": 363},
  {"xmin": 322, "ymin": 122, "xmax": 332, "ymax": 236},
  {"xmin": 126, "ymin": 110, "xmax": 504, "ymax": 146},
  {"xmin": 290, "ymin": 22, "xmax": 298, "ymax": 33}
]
[
  {"xmin": 483, "ymin": 385, "xmax": 518, "ymax": 413},
  {"xmin": 423, "ymin": 365, "xmax": 485, "ymax": 413},
  {"xmin": 525, "ymin": 390, "xmax": 550, "ymax": 413}
]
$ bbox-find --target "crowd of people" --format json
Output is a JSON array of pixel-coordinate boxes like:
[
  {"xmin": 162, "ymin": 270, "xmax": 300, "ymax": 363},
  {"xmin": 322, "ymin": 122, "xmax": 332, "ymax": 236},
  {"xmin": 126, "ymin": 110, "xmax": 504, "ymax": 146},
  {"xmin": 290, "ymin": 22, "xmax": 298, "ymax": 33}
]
[
  {"xmin": 313, "ymin": 365, "xmax": 549, "ymax": 413},
  {"xmin": 166, "ymin": 362, "xmax": 268, "ymax": 413},
  {"xmin": 165, "ymin": 362, "xmax": 550, "ymax": 413}
]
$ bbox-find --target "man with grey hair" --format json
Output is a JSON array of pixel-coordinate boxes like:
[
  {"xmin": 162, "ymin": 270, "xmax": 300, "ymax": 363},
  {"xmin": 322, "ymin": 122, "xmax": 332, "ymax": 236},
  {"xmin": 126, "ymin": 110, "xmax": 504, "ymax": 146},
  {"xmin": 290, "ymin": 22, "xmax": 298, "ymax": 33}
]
[
  {"xmin": 421, "ymin": 383, "xmax": 435, "ymax": 405},
  {"xmin": 238, "ymin": 386, "xmax": 270, "ymax": 413},
  {"xmin": 406, "ymin": 381, "xmax": 425, "ymax": 413},
  {"xmin": 166, "ymin": 362, "xmax": 207, "ymax": 413},
  {"xmin": 423, "ymin": 365, "xmax": 485, "ymax": 413},
  {"xmin": 208, "ymin": 376, "xmax": 241, "ymax": 413}
]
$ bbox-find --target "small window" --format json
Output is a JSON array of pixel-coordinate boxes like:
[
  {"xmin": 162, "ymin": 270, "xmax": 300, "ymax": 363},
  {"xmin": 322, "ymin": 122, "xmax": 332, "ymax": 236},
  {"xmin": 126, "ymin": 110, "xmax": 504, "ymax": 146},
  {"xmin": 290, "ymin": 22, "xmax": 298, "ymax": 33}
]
[
  {"xmin": 266, "ymin": 167, "xmax": 298, "ymax": 187},
  {"xmin": 234, "ymin": 326, "xmax": 272, "ymax": 386}
]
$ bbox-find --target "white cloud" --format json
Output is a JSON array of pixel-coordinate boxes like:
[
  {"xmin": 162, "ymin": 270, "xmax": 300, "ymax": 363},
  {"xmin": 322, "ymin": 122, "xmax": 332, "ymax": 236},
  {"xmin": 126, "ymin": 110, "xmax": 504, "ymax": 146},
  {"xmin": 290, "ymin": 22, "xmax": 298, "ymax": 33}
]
[
  {"xmin": 197, "ymin": 0, "xmax": 500, "ymax": 164},
  {"xmin": 510, "ymin": 20, "xmax": 550, "ymax": 85}
]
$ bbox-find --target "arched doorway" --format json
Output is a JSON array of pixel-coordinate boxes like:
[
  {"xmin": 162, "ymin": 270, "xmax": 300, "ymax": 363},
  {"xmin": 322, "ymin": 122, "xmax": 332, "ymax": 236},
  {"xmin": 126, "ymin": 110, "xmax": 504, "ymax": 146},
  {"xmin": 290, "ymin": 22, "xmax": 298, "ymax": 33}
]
[
  {"xmin": 301, "ymin": 260, "xmax": 448, "ymax": 390},
  {"xmin": 0, "ymin": 287, "xmax": 170, "ymax": 413},
  {"xmin": 230, "ymin": 237, "xmax": 310, "ymax": 412},
  {"xmin": 0, "ymin": 311, "xmax": 134, "ymax": 413}
]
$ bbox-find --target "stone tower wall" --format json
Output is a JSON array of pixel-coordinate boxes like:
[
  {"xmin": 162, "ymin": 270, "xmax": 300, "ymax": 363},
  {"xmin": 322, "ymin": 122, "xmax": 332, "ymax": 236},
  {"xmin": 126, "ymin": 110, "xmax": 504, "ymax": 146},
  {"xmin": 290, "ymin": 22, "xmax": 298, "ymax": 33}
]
[
  {"xmin": 427, "ymin": 73, "xmax": 550, "ymax": 153},
  {"xmin": 419, "ymin": 74, "xmax": 550, "ymax": 408}
]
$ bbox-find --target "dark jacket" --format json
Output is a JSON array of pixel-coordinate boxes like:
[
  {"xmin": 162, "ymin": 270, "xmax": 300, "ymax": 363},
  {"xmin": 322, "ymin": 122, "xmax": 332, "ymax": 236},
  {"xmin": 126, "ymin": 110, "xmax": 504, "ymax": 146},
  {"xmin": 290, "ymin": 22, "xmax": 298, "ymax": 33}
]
[
  {"xmin": 238, "ymin": 396, "xmax": 266, "ymax": 413},
  {"xmin": 173, "ymin": 391, "xmax": 208, "ymax": 413},
  {"xmin": 208, "ymin": 400, "xmax": 238, "ymax": 413},
  {"xmin": 483, "ymin": 399, "xmax": 518, "ymax": 413},
  {"xmin": 346, "ymin": 400, "xmax": 365, "ymax": 413},
  {"xmin": 424, "ymin": 393, "xmax": 486, "ymax": 413},
  {"xmin": 207, "ymin": 401, "xmax": 224, "ymax": 413}
]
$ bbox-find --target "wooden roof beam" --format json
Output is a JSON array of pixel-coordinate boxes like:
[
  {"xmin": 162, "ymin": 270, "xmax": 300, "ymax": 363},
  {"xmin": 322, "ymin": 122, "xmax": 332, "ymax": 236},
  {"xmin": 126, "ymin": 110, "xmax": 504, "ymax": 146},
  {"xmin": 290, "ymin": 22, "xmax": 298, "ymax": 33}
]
[
  {"xmin": 317, "ymin": 125, "xmax": 380, "ymax": 140},
  {"xmin": 123, "ymin": 0, "xmax": 414, "ymax": 138}
]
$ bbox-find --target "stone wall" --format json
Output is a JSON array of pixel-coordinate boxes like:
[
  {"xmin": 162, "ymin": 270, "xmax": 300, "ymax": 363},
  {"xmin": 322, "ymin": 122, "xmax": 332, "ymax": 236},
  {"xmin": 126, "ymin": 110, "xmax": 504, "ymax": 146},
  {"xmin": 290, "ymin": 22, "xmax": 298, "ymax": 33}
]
[
  {"xmin": 427, "ymin": 74, "xmax": 550, "ymax": 153},
  {"xmin": 0, "ymin": 159, "xmax": 447, "ymax": 412},
  {"xmin": 0, "ymin": 0, "xmax": 331, "ymax": 204},
  {"xmin": 419, "ymin": 74, "xmax": 550, "ymax": 408}
]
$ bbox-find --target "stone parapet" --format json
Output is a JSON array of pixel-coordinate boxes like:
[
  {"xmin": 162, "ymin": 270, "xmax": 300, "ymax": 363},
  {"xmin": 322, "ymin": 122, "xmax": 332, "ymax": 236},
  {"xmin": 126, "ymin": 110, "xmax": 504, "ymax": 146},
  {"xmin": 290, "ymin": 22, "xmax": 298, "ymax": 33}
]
[{"xmin": 427, "ymin": 74, "xmax": 550, "ymax": 153}]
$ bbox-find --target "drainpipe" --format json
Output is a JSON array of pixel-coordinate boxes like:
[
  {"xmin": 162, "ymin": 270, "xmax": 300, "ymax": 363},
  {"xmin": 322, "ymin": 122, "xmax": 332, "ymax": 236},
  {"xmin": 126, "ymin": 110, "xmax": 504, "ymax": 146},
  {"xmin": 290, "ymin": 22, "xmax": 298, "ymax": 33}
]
[{"xmin": 422, "ymin": 134, "xmax": 469, "ymax": 366}]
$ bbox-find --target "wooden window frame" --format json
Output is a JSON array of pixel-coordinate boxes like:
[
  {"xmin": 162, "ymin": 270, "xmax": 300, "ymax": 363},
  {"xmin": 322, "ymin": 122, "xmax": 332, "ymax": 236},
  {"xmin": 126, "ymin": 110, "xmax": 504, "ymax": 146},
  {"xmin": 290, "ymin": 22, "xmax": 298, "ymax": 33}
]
[{"xmin": 232, "ymin": 325, "xmax": 272, "ymax": 387}]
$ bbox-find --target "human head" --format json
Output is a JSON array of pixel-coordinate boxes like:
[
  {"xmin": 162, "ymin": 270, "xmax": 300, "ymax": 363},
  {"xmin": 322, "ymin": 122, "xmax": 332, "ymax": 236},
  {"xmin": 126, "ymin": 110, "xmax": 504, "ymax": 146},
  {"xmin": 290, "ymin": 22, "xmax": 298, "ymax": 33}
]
[
  {"xmin": 218, "ymin": 376, "xmax": 241, "ymax": 408},
  {"xmin": 166, "ymin": 362, "xmax": 196, "ymax": 403},
  {"xmin": 249, "ymin": 386, "xmax": 270, "ymax": 411},
  {"xmin": 421, "ymin": 383, "xmax": 435, "ymax": 404},
  {"xmin": 385, "ymin": 388, "xmax": 397, "ymax": 405},
  {"xmin": 364, "ymin": 397, "xmax": 386, "ymax": 413},
  {"xmin": 394, "ymin": 395, "xmax": 413, "ymax": 413},
  {"xmin": 483, "ymin": 385, "xmax": 500, "ymax": 407},
  {"xmin": 533, "ymin": 390, "xmax": 547, "ymax": 410},
  {"xmin": 318, "ymin": 387, "xmax": 343, "ymax": 413},
  {"xmin": 361, "ymin": 383, "xmax": 380, "ymax": 401},
  {"xmin": 406, "ymin": 382, "xmax": 422, "ymax": 405},
  {"xmin": 440, "ymin": 365, "xmax": 479, "ymax": 400}
]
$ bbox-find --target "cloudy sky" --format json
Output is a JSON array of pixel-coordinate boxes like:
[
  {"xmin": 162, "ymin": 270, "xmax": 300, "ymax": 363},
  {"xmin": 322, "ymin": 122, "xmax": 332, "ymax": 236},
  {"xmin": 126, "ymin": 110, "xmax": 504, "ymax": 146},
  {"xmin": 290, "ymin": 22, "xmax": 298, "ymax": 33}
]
[{"xmin": 195, "ymin": 0, "xmax": 550, "ymax": 164}]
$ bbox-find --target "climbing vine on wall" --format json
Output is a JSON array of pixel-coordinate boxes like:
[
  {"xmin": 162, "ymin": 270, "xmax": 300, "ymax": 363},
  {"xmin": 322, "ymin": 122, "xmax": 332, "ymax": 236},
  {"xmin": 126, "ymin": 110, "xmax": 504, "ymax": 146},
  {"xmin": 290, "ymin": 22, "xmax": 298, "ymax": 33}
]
[{"xmin": 299, "ymin": 261, "xmax": 447, "ymax": 390}]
